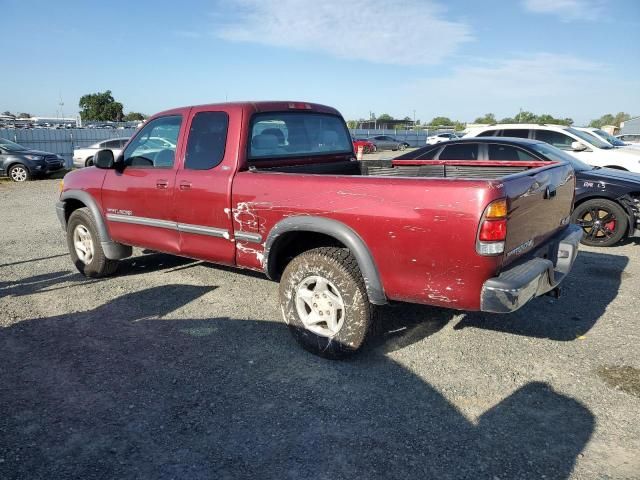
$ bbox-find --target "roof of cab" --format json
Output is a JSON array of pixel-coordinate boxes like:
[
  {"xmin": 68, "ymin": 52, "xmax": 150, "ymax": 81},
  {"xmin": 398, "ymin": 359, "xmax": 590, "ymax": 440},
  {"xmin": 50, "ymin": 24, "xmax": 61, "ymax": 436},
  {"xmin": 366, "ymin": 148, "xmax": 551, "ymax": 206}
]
[{"xmin": 150, "ymin": 101, "xmax": 342, "ymax": 119}]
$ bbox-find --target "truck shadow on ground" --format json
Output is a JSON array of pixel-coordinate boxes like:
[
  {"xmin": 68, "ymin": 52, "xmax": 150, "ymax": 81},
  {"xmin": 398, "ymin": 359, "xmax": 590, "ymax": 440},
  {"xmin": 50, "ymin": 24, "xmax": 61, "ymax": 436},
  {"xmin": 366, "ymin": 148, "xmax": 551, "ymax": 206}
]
[
  {"xmin": 454, "ymin": 250, "xmax": 628, "ymax": 341},
  {"xmin": 0, "ymin": 252, "xmax": 197, "ymax": 298},
  {"xmin": 0, "ymin": 285, "xmax": 594, "ymax": 479}
]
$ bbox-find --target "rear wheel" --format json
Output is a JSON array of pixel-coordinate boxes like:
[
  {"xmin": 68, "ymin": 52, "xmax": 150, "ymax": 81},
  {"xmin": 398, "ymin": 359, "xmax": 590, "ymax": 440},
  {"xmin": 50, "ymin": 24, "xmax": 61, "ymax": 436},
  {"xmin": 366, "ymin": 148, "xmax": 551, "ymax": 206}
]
[
  {"xmin": 8, "ymin": 164, "xmax": 30, "ymax": 182},
  {"xmin": 279, "ymin": 247, "xmax": 376, "ymax": 359},
  {"xmin": 66, "ymin": 207, "xmax": 119, "ymax": 277},
  {"xmin": 571, "ymin": 199, "xmax": 628, "ymax": 247}
]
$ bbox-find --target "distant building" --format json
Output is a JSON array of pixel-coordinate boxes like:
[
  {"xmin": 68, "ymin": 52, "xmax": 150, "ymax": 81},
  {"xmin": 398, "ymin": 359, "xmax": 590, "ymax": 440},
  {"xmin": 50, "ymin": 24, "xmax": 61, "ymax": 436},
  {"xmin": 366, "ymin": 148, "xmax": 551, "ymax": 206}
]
[{"xmin": 621, "ymin": 116, "xmax": 640, "ymax": 135}]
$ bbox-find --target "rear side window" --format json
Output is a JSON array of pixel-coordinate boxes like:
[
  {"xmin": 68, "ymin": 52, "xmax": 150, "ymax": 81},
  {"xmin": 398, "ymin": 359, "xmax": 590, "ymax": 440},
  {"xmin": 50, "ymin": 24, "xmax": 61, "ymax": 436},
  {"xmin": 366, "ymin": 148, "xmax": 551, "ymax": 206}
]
[
  {"xmin": 500, "ymin": 129, "xmax": 530, "ymax": 139},
  {"xmin": 249, "ymin": 112, "xmax": 352, "ymax": 160},
  {"xmin": 477, "ymin": 130, "xmax": 499, "ymax": 137},
  {"xmin": 488, "ymin": 144, "xmax": 537, "ymax": 161},
  {"xmin": 415, "ymin": 146, "xmax": 440, "ymax": 160},
  {"xmin": 185, "ymin": 112, "xmax": 229, "ymax": 170},
  {"xmin": 438, "ymin": 143, "xmax": 478, "ymax": 160},
  {"xmin": 534, "ymin": 130, "xmax": 574, "ymax": 150}
]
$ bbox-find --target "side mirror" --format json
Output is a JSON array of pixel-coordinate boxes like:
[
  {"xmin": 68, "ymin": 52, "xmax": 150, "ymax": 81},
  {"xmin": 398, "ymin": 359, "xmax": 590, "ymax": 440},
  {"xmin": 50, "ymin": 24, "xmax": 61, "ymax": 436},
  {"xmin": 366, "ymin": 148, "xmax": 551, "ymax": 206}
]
[
  {"xmin": 94, "ymin": 149, "xmax": 115, "ymax": 169},
  {"xmin": 571, "ymin": 141, "xmax": 587, "ymax": 152}
]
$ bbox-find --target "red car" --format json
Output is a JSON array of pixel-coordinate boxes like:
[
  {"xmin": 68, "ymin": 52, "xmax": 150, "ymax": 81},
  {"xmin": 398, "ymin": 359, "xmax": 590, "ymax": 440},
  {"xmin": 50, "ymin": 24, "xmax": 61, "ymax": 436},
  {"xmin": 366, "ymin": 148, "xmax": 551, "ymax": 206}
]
[
  {"xmin": 56, "ymin": 101, "xmax": 581, "ymax": 358},
  {"xmin": 352, "ymin": 137, "xmax": 376, "ymax": 154}
]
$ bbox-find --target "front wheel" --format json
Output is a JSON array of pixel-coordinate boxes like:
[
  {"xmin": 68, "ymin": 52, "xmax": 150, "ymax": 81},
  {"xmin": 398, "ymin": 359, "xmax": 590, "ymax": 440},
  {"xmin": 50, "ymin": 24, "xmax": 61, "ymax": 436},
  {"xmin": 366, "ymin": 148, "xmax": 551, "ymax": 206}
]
[
  {"xmin": 571, "ymin": 199, "xmax": 628, "ymax": 247},
  {"xmin": 8, "ymin": 164, "xmax": 30, "ymax": 182},
  {"xmin": 66, "ymin": 207, "xmax": 119, "ymax": 277},
  {"xmin": 85, "ymin": 156, "xmax": 94, "ymax": 167},
  {"xmin": 279, "ymin": 247, "xmax": 376, "ymax": 359}
]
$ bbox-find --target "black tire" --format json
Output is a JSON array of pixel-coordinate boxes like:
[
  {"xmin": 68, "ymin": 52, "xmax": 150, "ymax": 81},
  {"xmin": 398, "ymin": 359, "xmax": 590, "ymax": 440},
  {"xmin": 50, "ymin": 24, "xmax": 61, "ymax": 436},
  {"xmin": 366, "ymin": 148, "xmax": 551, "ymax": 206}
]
[
  {"xmin": 279, "ymin": 247, "xmax": 376, "ymax": 359},
  {"xmin": 399, "ymin": 144, "xmax": 406, "ymax": 151},
  {"xmin": 8, "ymin": 163, "xmax": 30, "ymax": 182},
  {"xmin": 85, "ymin": 156, "xmax": 94, "ymax": 167},
  {"xmin": 66, "ymin": 207, "xmax": 119, "ymax": 277},
  {"xmin": 571, "ymin": 199, "xmax": 628, "ymax": 247}
]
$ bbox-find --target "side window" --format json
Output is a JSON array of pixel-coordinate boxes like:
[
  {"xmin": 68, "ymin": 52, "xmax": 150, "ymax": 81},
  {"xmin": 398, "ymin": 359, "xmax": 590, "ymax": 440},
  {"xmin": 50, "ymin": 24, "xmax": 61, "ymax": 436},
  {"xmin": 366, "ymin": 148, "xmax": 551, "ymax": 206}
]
[
  {"xmin": 534, "ymin": 130, "xmax": 574, "ymax": 150},
  {"xmin": 438, "ymin": 143, "xmax": 478, "ymax": 160},
  {"xmin": 415, "ymin": 146, "xmax": 440, "ymax": 160},
  {"xmin": 477, "ymin": 130, "xmax": 499, "ymax": 137},
  {"xmin": 488, "ymin": 144, "xmax": 537, "ymax": 161},
  {"xmin": 185, "ymin": 112, "xmax": 229, "ymax": 170},
  {"xmin": 104, "ymin": 140, "xmax": 121, "ymax": 149},
  {"xmin": 119, "ymin": 139, "xmax": 129, "ymax": 148},
  {"xmin": 122, "ymin": 115, "xmax": 181, "ymax": 168},
  {"xmin": 500, "ymin": 129, "xmax": 530, "ymax": 139}
]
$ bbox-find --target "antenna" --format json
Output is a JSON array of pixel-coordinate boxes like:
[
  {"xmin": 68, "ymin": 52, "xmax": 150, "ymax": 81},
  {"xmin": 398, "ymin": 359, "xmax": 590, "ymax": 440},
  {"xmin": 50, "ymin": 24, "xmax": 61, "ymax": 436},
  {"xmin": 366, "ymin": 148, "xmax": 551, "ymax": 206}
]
[{"xmin": 58, "ymin": 93, "xmax": 65, "ymax": 123}]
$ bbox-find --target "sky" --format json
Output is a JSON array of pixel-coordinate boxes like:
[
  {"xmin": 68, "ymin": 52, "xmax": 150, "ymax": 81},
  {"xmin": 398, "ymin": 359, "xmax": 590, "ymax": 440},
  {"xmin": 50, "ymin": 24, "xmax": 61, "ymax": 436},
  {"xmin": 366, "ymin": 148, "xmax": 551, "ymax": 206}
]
[{"xmin": 2, "ymin": 0, "xmax": 639, "ymax": 125}]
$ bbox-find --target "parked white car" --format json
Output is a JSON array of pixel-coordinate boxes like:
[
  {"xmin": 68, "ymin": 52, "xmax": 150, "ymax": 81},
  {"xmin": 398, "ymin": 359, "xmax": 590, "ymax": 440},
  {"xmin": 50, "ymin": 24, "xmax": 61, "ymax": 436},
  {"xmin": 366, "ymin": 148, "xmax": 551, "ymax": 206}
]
[
  {"xmin": 616, "ymin": 134, "xmax": 640, "ymax": 146},
  {"xmin": 426, "ymin": 132, "xmax": 461, "ymax": 145},
  {"xmin": 575, "ymin": 127, "xmax": 640, "ymax": 151},
  {"xmin": 73, "ymin": 137, "xmax": 129, "ymax": 168},
  {"xmin": 464, "ymin": 124, "xmax": 640, "ymax": 173}
]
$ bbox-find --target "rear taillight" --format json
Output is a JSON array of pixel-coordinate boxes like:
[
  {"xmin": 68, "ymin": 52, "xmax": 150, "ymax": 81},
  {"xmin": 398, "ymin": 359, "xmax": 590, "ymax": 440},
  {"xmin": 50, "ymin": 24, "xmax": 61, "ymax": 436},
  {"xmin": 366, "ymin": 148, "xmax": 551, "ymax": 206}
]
[{"xmin": 477, "ymin": 198, "xmax": 507, "ymax": 255}]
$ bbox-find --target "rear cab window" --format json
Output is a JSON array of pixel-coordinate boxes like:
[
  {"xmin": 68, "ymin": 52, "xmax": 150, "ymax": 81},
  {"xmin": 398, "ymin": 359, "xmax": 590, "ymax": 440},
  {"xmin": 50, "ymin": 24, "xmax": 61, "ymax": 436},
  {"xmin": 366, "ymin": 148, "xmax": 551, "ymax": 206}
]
[
  {"xmin": 488, "ymin": 144, "xmax": 537, "ymax": 161},
  {"xmin": 248, "ymin": 112, "xmax": 352, "ymax": 160}
]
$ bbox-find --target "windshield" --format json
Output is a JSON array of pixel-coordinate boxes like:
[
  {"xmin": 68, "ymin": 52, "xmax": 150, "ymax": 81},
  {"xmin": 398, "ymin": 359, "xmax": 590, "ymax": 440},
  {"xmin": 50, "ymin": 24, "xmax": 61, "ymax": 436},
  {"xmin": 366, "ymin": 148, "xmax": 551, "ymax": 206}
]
[
  {"xmin": 566, "ymin": 127, "xmax": 612, "ymax": 149},
  {"xmin": 594, "ymin": 129, "xmax": 626, "ymax": 147},
  {"xmin": 249, "ymin": 112, "xmax": 352, "ymax": 160},
  {"xmin": 530, "ymin": 142, "xmax": 593, "ymax": 171},
  {"xmin": 0, "ymin": 138, "xmax": 28, "ymax": 152}
]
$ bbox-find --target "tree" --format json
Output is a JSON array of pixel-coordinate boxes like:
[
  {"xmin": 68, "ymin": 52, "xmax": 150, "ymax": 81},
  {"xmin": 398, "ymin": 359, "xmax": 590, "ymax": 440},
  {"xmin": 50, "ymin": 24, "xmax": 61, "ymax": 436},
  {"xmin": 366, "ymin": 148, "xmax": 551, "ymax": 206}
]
[
  {"xmin": 78, "ymin": 90, "xmax": 124, "ymax": 122},
  {"xmin": 377, "ymin": 113, "xmax": 394, "ymax": 121},
  {"xmin": 17, "ymin": 112, "xmax": 31, "ymax": 119},
  {"xmin": 346, "ymin": 120, "xmax": 357, "ymax": 129},
  {"xmin": 473, "ymin": 113, "xmax": 496, "ymax": 124},
  {"xmin": 2, "ymin": 111, "xmax": 14, "ymax": 118},
  {"xmin": 588, "ymin": 112, "xmax": 630, "ymax": 128},
  {"xmin": 428, "ymin": 116, "xmax": 454, "ymax": 127},
  {"xmin": 124, "ymin": 112, "xmax": 146, "ymax": 122}
]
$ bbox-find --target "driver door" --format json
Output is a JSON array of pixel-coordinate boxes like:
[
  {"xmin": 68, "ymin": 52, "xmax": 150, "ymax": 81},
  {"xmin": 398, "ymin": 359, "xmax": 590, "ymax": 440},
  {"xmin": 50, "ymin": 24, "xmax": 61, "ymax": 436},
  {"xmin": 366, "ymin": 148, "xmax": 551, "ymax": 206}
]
[{"xmin": 101, "ymin": 113, "xmax": 187, "ymax": 253}]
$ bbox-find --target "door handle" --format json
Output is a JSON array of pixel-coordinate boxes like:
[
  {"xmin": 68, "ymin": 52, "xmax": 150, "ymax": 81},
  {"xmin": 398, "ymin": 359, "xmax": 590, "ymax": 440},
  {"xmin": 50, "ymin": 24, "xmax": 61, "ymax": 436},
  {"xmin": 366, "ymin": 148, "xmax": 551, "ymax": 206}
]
[
  {"xmin": 179, "ymin": 181, "xmax": 192, "ymax": 191},
  {"xmin": 156, "ymin": 179, "xmax": 169, "ymax": 189}
]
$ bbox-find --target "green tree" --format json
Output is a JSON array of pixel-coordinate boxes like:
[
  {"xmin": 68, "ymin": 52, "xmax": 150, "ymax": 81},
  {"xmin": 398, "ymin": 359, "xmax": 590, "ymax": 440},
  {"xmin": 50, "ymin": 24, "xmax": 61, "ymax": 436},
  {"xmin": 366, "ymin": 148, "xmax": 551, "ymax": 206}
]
[
  {"xmin": 79, "ymin": 90, "xmax": 124, "ymax": 122},
  {"xmin": 473, "ymin": 113, "xmax": 496, "ymax": 124},
  {"xmin": 588, "ymin": 112, "xmax": 630, "ymax": 128},
  {"xmin": 124, "ymin": 112, "xmax": 146, "ymax": 121},
  {"xmin": 346, "ymin": 120, "xmax": 357, "ymax": 129},
  {"xmin": 17, "ymin": 112, "xmax": 31, "ymax": 119},
  {"xmin": 377, "ymin": 113, "xmax": 394, "ymax": 121},
  {"xmin": 2, "ymin": 111, "xmax": 14, "ymax": 117},
  {"xmin": 428, "ymin": 116, "xmax": 454, "ymax": 127}
]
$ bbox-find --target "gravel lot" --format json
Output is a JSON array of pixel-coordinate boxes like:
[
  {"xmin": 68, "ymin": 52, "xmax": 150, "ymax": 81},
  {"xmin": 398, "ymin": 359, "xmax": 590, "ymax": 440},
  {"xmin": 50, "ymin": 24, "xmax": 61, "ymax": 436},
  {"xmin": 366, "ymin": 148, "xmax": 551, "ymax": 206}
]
[{"xmin": 1, "ymin": 178, "xmax": 639, "ymax": 479}]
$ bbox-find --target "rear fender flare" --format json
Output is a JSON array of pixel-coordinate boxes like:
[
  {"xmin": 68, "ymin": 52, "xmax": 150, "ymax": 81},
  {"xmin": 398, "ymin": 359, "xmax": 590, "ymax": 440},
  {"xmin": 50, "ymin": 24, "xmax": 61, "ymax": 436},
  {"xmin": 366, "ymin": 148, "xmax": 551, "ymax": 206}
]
[{"xmin": 264, "ymin": 216, "xmax": 387, "ymax": 305}]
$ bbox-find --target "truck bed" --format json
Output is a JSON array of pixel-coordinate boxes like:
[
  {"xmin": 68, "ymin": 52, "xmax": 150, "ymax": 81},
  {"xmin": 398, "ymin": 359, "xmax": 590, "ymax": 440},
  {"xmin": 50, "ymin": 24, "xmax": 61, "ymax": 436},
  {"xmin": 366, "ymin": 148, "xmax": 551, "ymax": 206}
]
[{"xmin": 251, "ymin": 158, "xmax": 553, "ymax": 180}]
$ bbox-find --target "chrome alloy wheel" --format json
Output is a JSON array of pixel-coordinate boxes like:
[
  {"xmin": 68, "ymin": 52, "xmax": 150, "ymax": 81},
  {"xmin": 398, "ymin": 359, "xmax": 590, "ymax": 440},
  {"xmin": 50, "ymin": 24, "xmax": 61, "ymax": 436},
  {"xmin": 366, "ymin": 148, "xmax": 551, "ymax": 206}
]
[
  {"xmin": 10, "ymin": 165, "xmax": 28, "ymax": 182},
  {"xmin": 73, "ymin": 224, "xmax": 95, "ymax": 264},
  {"xmin": 295, "ymin": 275, "xmax": 345, "ymax": 337}
]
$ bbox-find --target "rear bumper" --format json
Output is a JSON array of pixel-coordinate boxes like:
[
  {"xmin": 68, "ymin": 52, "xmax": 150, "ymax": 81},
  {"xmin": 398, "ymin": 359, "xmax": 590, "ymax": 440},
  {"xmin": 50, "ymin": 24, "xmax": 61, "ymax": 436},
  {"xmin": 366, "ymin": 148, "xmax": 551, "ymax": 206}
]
[{"xmin": 481, "ymin": 225, "xmax": 582, "ymax": 313}]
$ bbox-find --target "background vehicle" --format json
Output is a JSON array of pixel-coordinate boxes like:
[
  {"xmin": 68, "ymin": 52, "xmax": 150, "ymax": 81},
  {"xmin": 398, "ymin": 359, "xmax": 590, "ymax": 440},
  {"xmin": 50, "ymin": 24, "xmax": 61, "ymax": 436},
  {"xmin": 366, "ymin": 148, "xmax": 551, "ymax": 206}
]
[
  {"xmin": 426, "ymin": 132, "xmax": 460, "ymax": 145},
  {"xmin": 366, "ymin": 135, "xmax": 409, "ymax": 151},
  {"xmin": 617, "ymin": 134, "xmax": 640, "ymax": 146},
  {"xmin": 0, "ymin": 138, "xmax": 65, "ymax": 182},
  {"xmin": 352, "ymin": 137, "xmax": 376, "ymax": 154},
  {"xmin": 57, "ymin": 101, "xmax": 580, "ymax": 358},
  {"xmin": 396, "ymin": 137, "xmax": 640, "ymax": 247},
  {"xmin": 465, "ymin": 124, "xmax": 640, "ymax": 172},
  {"xmin": 575, "ymin": 127, "xmax": 640, "ymax": 150},
  {"xmin": 73, "ymin": 137, "xmax": 129, "ymax": 168}
]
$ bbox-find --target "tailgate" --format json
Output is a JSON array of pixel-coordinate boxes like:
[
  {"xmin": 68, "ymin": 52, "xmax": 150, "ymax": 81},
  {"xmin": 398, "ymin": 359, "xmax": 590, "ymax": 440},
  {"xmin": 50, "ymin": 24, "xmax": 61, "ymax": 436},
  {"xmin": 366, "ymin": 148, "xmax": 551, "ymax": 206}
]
[{"xmin": 502, "ymin": 162, "xmax": 575, "ymax": 266}]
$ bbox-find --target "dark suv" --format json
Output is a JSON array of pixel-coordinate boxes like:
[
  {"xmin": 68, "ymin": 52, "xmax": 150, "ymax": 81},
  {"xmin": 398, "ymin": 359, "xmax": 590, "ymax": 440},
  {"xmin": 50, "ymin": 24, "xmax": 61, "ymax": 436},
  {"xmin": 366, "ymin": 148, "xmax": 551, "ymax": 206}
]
[{"xmin": 0, "ymin": 138, "xmax": 65, "ymax": 182}]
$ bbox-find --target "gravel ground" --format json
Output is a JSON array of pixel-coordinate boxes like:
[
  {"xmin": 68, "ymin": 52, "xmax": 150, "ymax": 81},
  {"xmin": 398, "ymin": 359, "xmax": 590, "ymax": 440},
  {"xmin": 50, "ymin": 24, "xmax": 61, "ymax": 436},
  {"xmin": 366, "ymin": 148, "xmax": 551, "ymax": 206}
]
[{"xmin": 1, "ymin": 178, "xmax": 639, "ymax": 479}]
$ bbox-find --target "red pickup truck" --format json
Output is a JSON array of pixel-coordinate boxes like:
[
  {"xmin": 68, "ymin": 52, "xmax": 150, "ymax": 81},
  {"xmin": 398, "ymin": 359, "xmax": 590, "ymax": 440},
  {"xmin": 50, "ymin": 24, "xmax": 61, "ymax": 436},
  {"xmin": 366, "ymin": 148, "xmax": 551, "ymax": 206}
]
[{"xmin": 56, "ymin": 101, "xmax": 582, "ymax": 358}]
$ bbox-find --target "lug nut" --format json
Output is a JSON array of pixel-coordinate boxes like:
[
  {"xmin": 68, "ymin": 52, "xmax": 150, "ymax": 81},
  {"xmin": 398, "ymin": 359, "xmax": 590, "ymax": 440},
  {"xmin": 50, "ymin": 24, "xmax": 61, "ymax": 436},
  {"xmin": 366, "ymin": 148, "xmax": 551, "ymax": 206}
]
[
  {"xmin": 319, "ymin": 311, "xmax": 323, "ymax": 316},
  {"xmin": 313, "ymin": 303, "xmax": 317, "ymax": 308}
]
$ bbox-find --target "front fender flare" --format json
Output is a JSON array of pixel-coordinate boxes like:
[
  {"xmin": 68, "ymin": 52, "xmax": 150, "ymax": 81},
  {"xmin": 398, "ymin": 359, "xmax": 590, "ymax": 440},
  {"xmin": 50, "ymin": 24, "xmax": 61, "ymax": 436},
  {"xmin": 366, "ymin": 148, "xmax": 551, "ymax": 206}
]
[
  {"xmin": 58, "ymin": 190, "xmax": 132, "ymax": 260},
  {"xmin": 264, "ymin": 216, "xmax": 387, "ymax": 305}
]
